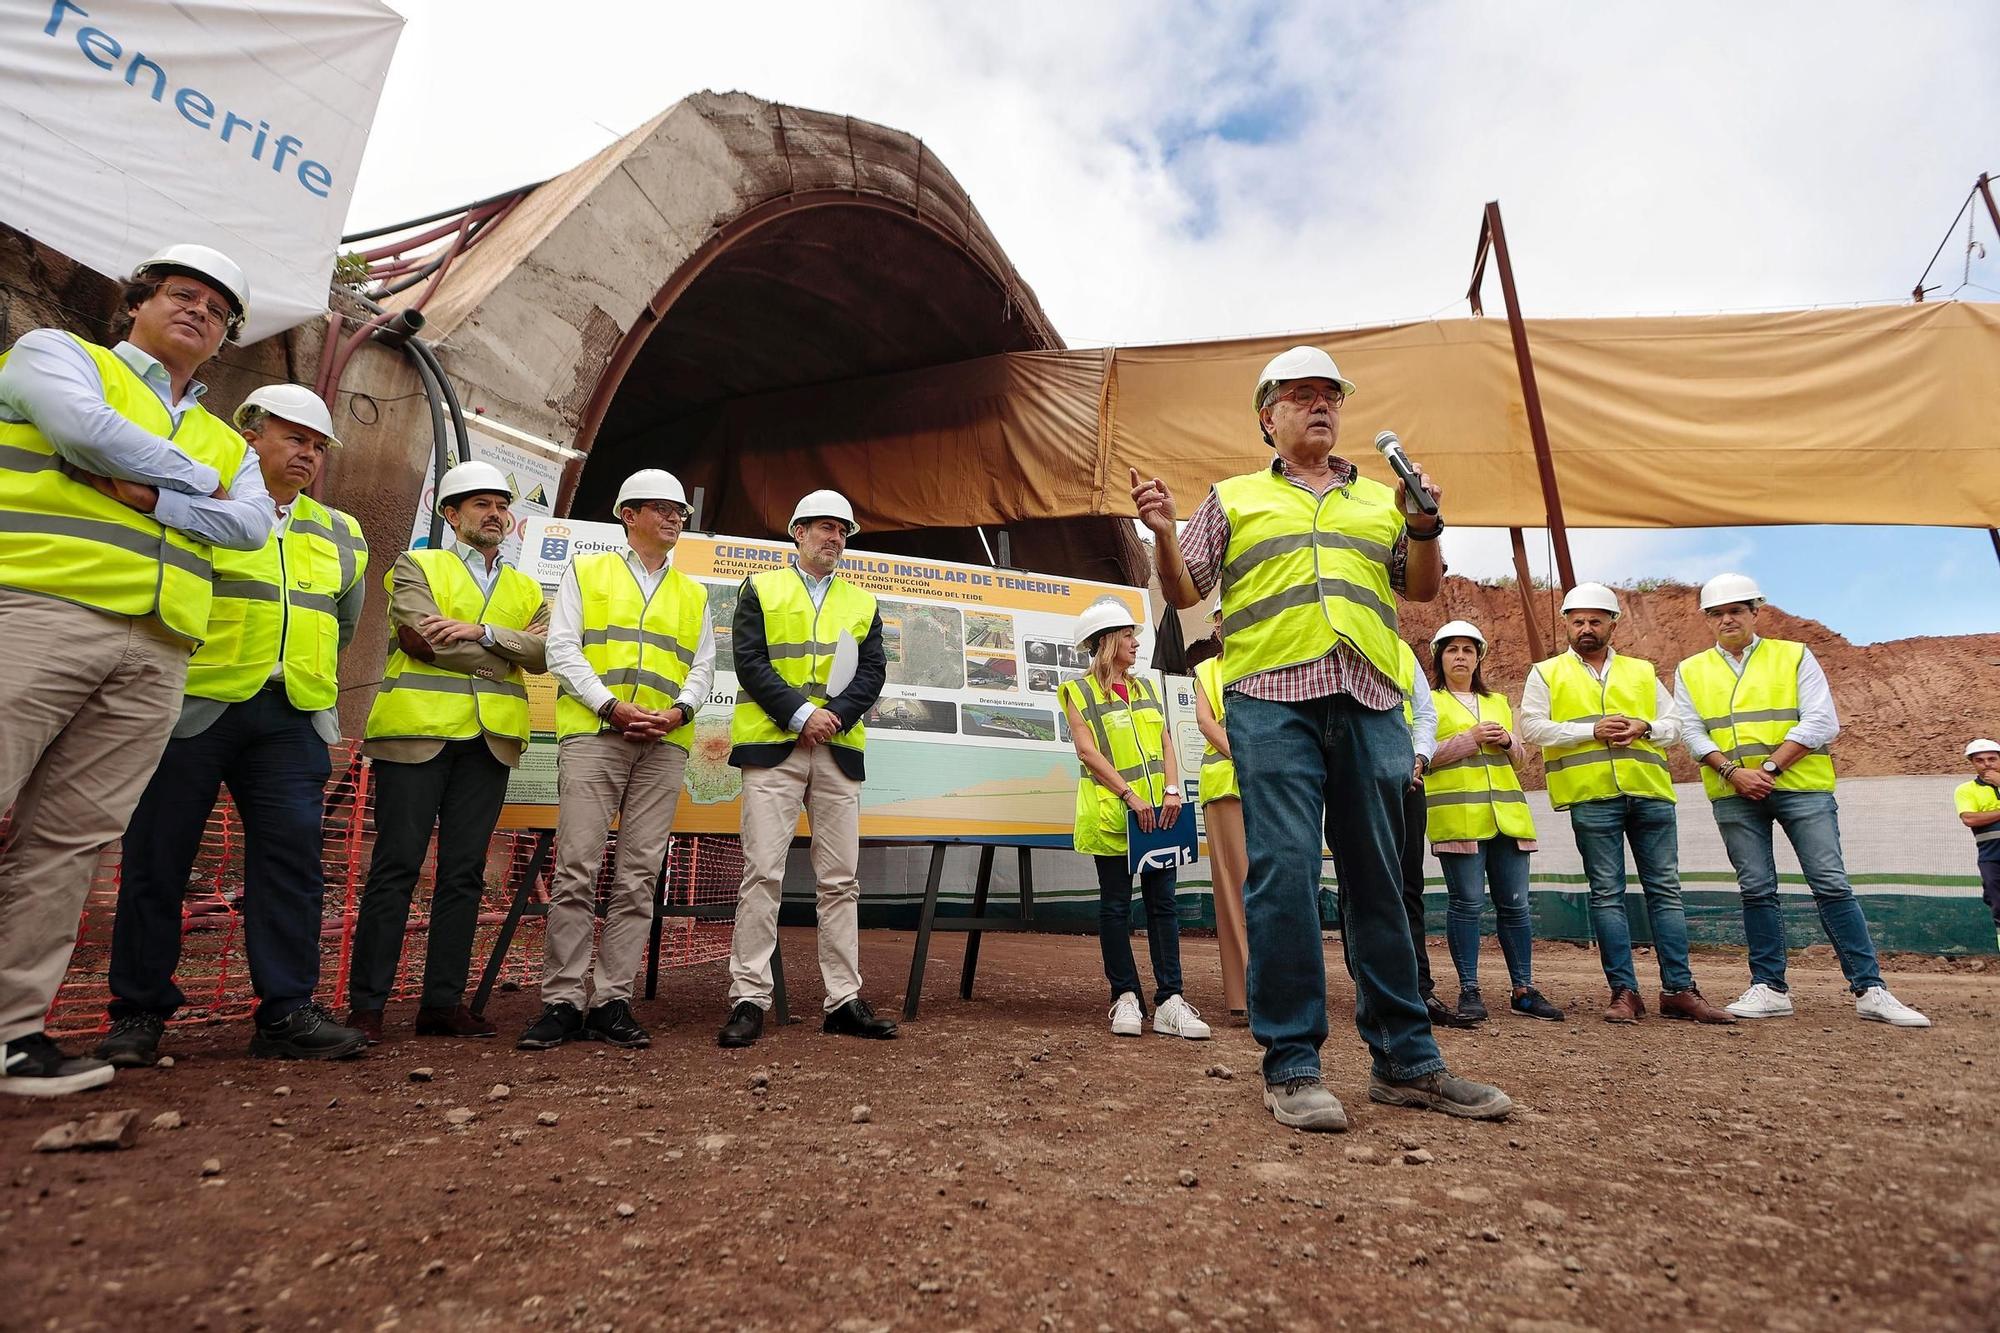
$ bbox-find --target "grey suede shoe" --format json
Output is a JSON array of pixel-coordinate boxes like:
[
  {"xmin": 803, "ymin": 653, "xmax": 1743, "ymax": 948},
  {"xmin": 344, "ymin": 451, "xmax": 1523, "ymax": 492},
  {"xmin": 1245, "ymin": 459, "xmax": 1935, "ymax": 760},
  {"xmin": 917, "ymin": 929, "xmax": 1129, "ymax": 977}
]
[
  {"xmin": 1263, "ymin": 1075, "xmax": 1349, "ymax": 1132},
  {"xmin": 1367, "ymin": 1070, "xmax": 1514, "ymax": 1120}
]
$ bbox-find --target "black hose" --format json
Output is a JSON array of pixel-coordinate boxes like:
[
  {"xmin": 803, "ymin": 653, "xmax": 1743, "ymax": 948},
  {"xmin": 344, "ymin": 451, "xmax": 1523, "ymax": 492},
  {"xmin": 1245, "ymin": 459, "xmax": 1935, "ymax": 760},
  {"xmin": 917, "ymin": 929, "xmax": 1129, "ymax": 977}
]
[{"xmin": 340, "ymin": 181, "xmax": 545, "ymax": 246}]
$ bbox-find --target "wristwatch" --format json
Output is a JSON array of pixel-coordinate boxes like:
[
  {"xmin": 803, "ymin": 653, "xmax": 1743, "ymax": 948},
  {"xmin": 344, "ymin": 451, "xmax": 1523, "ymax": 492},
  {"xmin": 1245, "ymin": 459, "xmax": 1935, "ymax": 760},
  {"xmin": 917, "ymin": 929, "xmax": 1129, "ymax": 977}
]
[
  {"xmin": 1163, "ymin": 784, "xmax": 1181, "ymax": 796},
  {"xmin": 1761, "ymin": 760, "xmax": 1782, "ymax": 776}
]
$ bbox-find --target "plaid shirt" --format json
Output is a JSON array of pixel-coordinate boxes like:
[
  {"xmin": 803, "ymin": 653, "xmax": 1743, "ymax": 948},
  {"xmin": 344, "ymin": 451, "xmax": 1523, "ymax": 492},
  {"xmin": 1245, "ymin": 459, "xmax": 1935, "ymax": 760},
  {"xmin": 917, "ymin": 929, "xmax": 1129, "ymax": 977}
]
[{"xmin": 1181, "ymin": 455, "xmax": 1409, "ymax": 710}]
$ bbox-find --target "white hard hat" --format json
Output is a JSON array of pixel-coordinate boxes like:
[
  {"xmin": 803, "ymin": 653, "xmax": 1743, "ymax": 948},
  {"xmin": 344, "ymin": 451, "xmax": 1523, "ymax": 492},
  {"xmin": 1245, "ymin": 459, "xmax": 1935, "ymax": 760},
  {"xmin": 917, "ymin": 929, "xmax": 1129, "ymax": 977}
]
[
  {"xmin": 1967, "ymin": 739, "xmax": 2000, "ymax": 759},
  {"xmin": 1430, "ymin": 619, "xmax": 1487, "ymax": 657},
  {"xmin": 435, "ymin": 459, "xmax": 513, "ymax": 513},
  {"xmin": 1075, "ymin": 596, "xmax": 1141, "ymax": 651},
  {"xmin": 234, "ymin": 383, "xmax": 341, "ymax": 448},
  {"xmin": 1253, "ymin": 345, "xmax": 1356, "ymax": 411},
  {"xmin": 613, "ymin": 468, "xmax": 691, "ymax": 517},
  {"xmin": 1700, "ymin": 572, "xmax": 1765, "ymax": 612},
  {"xmin": 788, "ymin": 489, "xmax": 859, "ymax": 536},
  {"xmin": 131, "ymin": 243, "xmax": 248, "ymax": 340},
  {"xmin": 1560, "ymin": 582, "xmax": 1622, "ymax": 617}
]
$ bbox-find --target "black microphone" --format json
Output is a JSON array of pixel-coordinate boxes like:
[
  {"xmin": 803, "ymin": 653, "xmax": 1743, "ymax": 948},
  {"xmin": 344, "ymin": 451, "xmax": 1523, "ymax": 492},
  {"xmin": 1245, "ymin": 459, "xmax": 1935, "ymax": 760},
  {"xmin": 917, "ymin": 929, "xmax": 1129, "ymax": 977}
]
[{"xmin": 1373, "ymin": 430, "xmax": 1438, "ymax": 517}]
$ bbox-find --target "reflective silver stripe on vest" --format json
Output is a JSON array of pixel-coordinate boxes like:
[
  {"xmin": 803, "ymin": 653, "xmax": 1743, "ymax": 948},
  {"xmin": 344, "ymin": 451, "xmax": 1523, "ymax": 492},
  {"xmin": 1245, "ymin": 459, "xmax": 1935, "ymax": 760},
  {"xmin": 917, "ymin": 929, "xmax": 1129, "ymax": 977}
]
[
  {"xmin": 581, "ymin": 624, "xmax": 696, "ymax": 665},
  {"xmin": 767, "ymin": 639, "xmax": 844, "ymax": 660},
  {"xmin": 0, "ymin": 443, "xmax": 61, "ymax": 473},
  {"xmin": 213, "ymin": 578, "xmax": 281, "ymax": 602},
  {"xmin": 1543, "ymin": 745, "xmax": 1672, "ymax": 773},
  {"xmin": 601, "ymin": 666, "xmax": 686, "ymax": 698},
  {"xmin": 0, "ymin": 509, "xmax": 210, "ymax": 576},
  {"xmin": 290, "ymin": 590, "xmax": 339, "ymax": 617},
  {"xmin": 1428, "ymin": 750, "xmax": 1514, "ymax": 775},
  {"xmin": 1976, "ymin": 827, "xmax": 2000, "ymax": 844},
  {"xmin": 1426, "ymin": 789, "xmax": 1530, "ymax": 807},
  {"xmin": 1072, "ymin": 691, "xmax": 1164, "ymax": 730},
  {"xmin": 1080, "ymin": 760, "xmax": 1154, "ymax": 783},
  {"xmin": 1218, "ymin": 529, "xmax": 1395, "ymax": 589},
  {"xmin": 381, "ymin": 672, "xmax": 530, "ymax": 702},
  {"xmin": 1725, "ymin": 741, "xmax": 1827, "ymax": 763},
  {"xmin": 1073, "ymin": 680, "xmax": 1162, "ymax": 793},
  {"xmin": 290, "ymin": 515, "xmax": 365, "ymax": 589},
  {"xmin": 1700, "ymin": 706, "xmax": 1801, "ymax": 729},
  {"xmin": 1221, "ymin": 576, "xmax": 1397, "ymax": 638}
]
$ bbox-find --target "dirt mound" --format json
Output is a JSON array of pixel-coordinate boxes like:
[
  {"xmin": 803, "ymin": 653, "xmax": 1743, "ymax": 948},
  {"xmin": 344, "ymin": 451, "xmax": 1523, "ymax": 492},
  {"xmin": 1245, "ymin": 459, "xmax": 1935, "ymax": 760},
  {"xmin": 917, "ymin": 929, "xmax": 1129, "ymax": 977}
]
[{"xmin": 1401, "ymin": 578, "xmax": 2000, "ymax": 784}]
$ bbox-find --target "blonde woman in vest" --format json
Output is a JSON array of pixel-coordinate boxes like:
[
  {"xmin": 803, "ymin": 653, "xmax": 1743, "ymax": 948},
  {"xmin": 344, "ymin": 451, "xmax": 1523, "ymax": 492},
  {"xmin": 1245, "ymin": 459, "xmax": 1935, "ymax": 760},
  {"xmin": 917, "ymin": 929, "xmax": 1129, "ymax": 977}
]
[
  {"xmin": 347, "ymin": 463, "xmax": 549, "ymax": 1043},
  {"xmin": 1424, "ymin": 622, "xmax": 1562, "ymax": 1024},
  {"xmin": 1061, "ymin": 598, "xmax": 1209, "ymax": 1040},
  {"xmin": 0, "ymin": 245, "xmax": 273, "ymax": 1097},
  {"xmin": 1674, "ymin": 573, "xmax": 1928, "ymax": 1027},
  {"xmin": 1192, "ymin": 607, "xmax": 1249, "ymax": 1016},
  {"xmin": 98, "ymin": 385, "xmax": 369, "ymax": 1068},
  {"xmin": 521, "ymin": 470, "xmax": 713, "ymax": 1051}
]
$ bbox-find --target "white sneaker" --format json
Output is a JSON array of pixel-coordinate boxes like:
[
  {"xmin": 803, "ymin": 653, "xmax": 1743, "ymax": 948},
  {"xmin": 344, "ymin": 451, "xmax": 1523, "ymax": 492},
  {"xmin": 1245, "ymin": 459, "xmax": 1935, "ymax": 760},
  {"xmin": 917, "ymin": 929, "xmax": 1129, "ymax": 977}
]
[
  {"xmin": 1856, "ymin": 986, "xmax": 1931, "ymax": 1028},
  {"xmin": 1109, "ymin": 992, "xmax": 1143, "ymax": 1037},
  {"xmin": 1153, "ymin": 995, "xmax": 1211, "ymax": 1040},
  {"xmin": 1725, "ymin": 983, "xmax": 1795, "ymax": 1020}
]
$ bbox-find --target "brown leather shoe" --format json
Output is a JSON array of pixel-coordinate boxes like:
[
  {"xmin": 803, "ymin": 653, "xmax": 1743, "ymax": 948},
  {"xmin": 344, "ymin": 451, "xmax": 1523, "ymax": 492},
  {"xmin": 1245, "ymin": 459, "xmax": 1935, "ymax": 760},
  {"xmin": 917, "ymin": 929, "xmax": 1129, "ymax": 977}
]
[
  {"xmin": 1603, "ymin": 988, "xmax": 1645, "ymax": 1024},
  {"xmin": 415, "ymin": 1005, "xmax": 497, "ymax": 1038},
  {"xmin": 345, "ymin": 1008, "xmax": 384, "ymax": 1044},
  {"xmin": 1658, "ymin": 987, "xmax": 1737, "ymax": 1025}
]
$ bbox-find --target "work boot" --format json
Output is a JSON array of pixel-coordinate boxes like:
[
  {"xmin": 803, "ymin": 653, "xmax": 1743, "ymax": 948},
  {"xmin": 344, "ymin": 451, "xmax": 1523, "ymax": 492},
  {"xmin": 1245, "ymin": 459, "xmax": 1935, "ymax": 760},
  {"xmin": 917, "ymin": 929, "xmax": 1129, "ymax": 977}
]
[
  {"xmin": 249, "ymin": 1003, "xmax": 368, "ymax": 1061},
  {"xmin": 516, "ymin": 1001, "xmax": 584, "ymax": 1051},
  {"xmin": 717, "ymin": 1001, "xmax": 765, "ymax": 1048},
  {"xmin": 345, "ymin": 1007, "xmax": 385, "ymax": 1044},
  {"xmin": 823, "ymin": 997, "xmax": 898, "ymax": 1039},
  {"xmin": 1367, "ymin": 1070, "xmax": 1514, "ymax": 1120},
  {"xmin": 1603, "ymin": 988, "xmax": 1645, "ymax": 1024},
  {"xmin": 94, "ymin": 1013, "xmax": 166, "ymax": 1068},
  {"xmin": 415, "ymin": 1005, "xmax": 495, "ymax": 1038},
  {"xmin": 1425, "ymin": 993, "xmax": 1478, "ymax": 1030},
  {"xmin": 1263, "ymin": 1076, "xmax": 1349, "ymax": 1132},
  {"xmin": 1658, "ymin": 987, "xmax": 1736, "ymax": 1025},
  {"xmin": 584, "ymin": 1000, "xmax": 651, "ymax": 1048}
]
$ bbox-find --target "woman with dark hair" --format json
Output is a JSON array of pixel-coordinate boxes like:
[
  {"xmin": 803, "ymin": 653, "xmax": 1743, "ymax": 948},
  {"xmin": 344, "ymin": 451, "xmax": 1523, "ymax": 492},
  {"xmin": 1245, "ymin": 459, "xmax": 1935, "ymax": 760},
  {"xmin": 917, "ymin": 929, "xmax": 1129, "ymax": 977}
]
[{"xmin": 1424, "ymin": 621, "xmax": 1561, "ymax": 1024}]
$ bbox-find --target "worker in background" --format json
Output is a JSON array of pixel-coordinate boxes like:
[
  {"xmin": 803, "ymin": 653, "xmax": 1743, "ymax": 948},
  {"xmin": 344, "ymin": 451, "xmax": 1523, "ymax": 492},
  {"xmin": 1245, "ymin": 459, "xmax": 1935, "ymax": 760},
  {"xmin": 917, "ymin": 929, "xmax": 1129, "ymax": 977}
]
[
  {"xmin": 1135, "ymin": 345, "xmax": 1512, "ymax": 1132},
  {"xmin": 1062, "ymin": 597, "xmax": 1208, "ymax": 1040},
  {"xmin": 1956, "ymin": 739, "xmax": 2000, "ymax": 952},
  {"xmin": 1675, "ymin": 573, "xmax": 1929, "ymax": 1027},
  {"xmin": 1520, "ymin": 582, "xmax": 1734, "ymax": 1026},
  {"xmin": 345, "ymin": 461, "xmax": 549, "ymax": 1043},
  {"xmin": 0, "ymin": 244, "xmax": 273, "ymax": 1098},
  {"xmin": 519, "ymin": 470, "xmax": 713, "ymax": 1051},
  {"xmin": 1424, "ymin": 620, "xmax": 1561, "ymax": 1023},
  {"xmin": 717, "ymin": 490, "xmax": 898, "ymax": 1048},
  {"xmin": 1399, "ymin": 640, "xmax": 1474, "ymax": 1031},
  {"xmin": 96, "ymin": 384, "xmax": 369, "ymax": 1065},
  {"xmin": 1192, "ymin": 607, "xmax": 1249, "ymax": 1017}
]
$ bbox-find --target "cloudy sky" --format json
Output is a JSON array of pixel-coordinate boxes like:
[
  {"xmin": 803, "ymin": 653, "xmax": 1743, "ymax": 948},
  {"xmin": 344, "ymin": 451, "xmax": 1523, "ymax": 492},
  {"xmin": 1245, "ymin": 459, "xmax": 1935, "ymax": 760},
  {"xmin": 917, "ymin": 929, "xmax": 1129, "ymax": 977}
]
[{"xmin": 350, "ymin": 1, "xmax": 2000, "ymax": 642}]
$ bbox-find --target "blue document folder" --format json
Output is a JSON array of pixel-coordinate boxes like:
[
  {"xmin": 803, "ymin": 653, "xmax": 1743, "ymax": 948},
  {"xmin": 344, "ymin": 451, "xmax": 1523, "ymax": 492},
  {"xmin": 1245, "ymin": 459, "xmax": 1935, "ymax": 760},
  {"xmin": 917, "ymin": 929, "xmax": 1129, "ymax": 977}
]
[{"xmin": 1127, "ymin": 805, "xmax": 1198, "ymax": 875}]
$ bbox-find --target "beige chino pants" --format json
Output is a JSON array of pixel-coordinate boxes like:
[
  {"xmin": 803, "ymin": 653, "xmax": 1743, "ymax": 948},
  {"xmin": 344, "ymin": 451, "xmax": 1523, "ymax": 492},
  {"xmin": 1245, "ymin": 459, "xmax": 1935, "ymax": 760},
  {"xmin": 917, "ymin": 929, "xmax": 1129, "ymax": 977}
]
[{"xmin": 727, "ymin": 743, "xmax": 863, "ymax": 1013}]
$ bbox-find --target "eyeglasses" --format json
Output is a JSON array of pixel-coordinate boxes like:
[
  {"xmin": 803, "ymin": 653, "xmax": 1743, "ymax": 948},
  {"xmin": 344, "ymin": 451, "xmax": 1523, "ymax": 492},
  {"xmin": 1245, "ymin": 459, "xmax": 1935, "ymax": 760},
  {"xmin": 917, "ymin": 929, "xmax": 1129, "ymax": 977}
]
[
  {"xmin": 1274, "ymin": 384, "xmax": 1346, "ymax": 409},
  {"xmin": 634, "ymin": 501, "xmax": 687, "ymax": 521},
  {"xmin": 159, "ymin": 283, "xmax": 234, "ymax": 328}
]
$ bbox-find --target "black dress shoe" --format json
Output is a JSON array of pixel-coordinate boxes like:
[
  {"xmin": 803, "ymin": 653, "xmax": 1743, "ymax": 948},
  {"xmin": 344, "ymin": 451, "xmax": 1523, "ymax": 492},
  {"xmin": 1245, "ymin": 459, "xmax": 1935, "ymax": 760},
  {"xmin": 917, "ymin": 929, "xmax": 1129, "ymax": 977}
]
[
  {"xmin": 1454, "ymin": 987, "xmax": 1489, "ymax": 1024},
  {"xmin": 717, "ymin": 1001, "xmax": 764, "ymax": 1048},
  {"xmin": 248, "ymin": 1003, "xmax": 368, "ymax": 1061},
  {"xmin": 584, "ymin": 999, "xmax": 650, "ymax": 1048},
  {"xmin": 95, "ymin": 1013, "xmax": 166, "ymax": 1068},
  {"xmin": 1424, "ymin": 993, "xmax": 1477, "ymax": 1031},
  {"xmin": 822, "ymin": 997, "xmax": 898, "ymax": 1039},
  {"xmin": 516, "ymin": 1001, "xmax": 583, "ymax": 1051}
]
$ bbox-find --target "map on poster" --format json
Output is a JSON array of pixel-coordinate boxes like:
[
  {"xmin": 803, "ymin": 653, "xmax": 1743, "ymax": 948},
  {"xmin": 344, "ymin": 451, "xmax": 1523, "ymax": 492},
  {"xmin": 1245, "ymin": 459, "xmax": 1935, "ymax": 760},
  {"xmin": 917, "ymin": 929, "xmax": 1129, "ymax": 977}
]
[{"xmin": 499, "ymin": 516, "xmax": 1157, "ymax": 845}]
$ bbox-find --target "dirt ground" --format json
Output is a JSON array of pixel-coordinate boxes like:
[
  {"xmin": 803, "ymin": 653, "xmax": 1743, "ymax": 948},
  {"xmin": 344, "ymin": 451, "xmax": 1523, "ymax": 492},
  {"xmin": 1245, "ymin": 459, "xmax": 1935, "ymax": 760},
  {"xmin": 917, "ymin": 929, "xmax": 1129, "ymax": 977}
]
[{"xmin": 5, "ymin": 928, "xmax": 1997, "ymax": 1333}]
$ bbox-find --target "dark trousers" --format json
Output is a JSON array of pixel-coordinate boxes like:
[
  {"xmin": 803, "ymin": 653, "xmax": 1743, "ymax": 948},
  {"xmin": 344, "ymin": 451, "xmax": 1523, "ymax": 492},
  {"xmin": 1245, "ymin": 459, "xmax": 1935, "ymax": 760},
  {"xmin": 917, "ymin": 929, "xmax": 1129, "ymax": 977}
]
[
  {"xmin": 347, "ymin": 741, "xmax": 510, "ymax": 1010},
  {"xmin": 1092, "ymin": 854, "xmax": 1183, "ymax": 1007},
  {"xmin": 108, "ymin": 689, "xmax": 332, "ymax": 1027},
  {"xmin": 1396, "ymin": 780, "xmax": 1435, "ymax": 998}
]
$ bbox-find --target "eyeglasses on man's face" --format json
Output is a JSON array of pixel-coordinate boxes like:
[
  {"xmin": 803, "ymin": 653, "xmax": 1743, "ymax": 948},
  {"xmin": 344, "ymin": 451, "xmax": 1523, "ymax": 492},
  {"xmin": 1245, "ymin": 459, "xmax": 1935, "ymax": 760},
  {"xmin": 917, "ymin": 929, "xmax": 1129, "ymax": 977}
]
[
  {"xmin": 1274, "ymin": 384, "xmax": 1345, "ymax": 410},
  {"xmin": 159, "ymin": 283, "xmax": 234, "ymax": 328}
]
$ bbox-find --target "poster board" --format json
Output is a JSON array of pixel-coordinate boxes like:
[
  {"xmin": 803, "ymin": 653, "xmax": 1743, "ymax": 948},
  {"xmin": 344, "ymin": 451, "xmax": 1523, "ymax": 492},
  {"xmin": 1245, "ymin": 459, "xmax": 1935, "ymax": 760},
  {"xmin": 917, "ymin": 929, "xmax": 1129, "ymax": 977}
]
[
  {"xmin": 499, "ymin": 517, "xmax": 1155, "ymax": 844},
  {"xmin": 408, "ymin": 420, "xmax": 578, "ymax": 566}
]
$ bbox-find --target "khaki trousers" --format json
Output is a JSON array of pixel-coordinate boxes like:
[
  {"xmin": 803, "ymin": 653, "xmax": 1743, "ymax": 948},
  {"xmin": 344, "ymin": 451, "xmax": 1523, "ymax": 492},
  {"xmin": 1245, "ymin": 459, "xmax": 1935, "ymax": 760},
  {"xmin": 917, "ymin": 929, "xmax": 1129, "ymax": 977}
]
[
  {"xmin": 1204, "ymin": 796, "xmax": 1251, "ymax": 1012},
  {"xmin": 727, "ymin": 743, "xmax": 863, "ymax": 1013},
  {"xmin": 544, "ymin": 732, "xmax": 687, "ymax": 1008},
  {"xmin": 0, "ymin": 589, "xmax": 188, "ymax": 1042}
]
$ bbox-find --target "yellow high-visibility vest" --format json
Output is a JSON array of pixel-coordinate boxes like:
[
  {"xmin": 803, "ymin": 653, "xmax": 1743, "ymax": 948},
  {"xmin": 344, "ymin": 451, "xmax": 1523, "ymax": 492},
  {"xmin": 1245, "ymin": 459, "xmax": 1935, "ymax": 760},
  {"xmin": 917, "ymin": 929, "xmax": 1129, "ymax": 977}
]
[
  {"xmin": 364, "ymin": 548, "xmax": 542, "ymax": 745},
  {"xmin": 1192, "ymin": 656, "xmax": 1238, "ymax": 805},
  {"xmin": 553, "ymin": 551, "xmax": 706, "ymax": 749},
  {"xmin": 1060, "ymin": 673, "xmax": 1167, "ymax": 856},
  {"xmin": 1954, "ymin": 779, "xmax": 2000, "ymax": 848},
  {"xmin": 1677, "ymin": 638, "xmax": 1836, "ymax": 800},
  {"xmin": 185, "ymin": 493, "xmax": 368, "ymax": 711},
  {"xmin": 1213, "ymin": 467, "xmax": 1411, "ymax": 694},
  {"xmin": 728, "ymin": 568, "xmax": 875, "ymax": 755},
  {"xmin": 1425, "ymin": 689, "xmax": 1537, "ymax": 843},
  {"xmin": 0, "ymin": 335, "xmax": 249, "ymax": 644},
  {"xmin": 1534, "ymin": 651, "xmax": 1676, "ymax": 809}
]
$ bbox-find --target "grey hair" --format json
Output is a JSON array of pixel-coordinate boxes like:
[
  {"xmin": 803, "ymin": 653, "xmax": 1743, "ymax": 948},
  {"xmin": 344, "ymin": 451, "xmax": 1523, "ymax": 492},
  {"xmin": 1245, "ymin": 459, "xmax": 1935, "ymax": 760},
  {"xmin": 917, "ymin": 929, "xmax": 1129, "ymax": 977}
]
[{"xmin": 236, "ymin": 405, "xmax": 271, "ymax": 433}]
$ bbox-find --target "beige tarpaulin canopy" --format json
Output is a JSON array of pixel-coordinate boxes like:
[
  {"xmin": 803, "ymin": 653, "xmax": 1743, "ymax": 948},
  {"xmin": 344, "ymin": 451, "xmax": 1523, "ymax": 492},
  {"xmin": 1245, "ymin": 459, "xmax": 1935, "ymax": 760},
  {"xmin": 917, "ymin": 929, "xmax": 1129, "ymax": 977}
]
[{"xmin": 694, "ymin": 300, "xmax": 2000, "ymax": 537}]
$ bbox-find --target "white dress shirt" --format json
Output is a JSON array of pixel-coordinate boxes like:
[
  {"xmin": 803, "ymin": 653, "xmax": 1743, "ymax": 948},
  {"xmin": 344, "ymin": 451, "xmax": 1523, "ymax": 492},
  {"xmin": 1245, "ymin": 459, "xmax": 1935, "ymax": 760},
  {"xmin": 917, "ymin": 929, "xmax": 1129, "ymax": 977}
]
[
  {"xmin": 1673, "ymin": 636, "xmax": 1838, "ymax": 760},
  {"xmin": 1518, "ymin": 647, "xmax": 1682, "ymax": 749},
  {"xmin": 545, "ymin": 545, "xmax": 716, "ymax": 721},
  {"xmin": 787, "ymin": 560, "xmax": 838, "ymax": 733},
  {"xmin": 1407, "ymin": 668, "xmax": 1438, "ymax": 763}
]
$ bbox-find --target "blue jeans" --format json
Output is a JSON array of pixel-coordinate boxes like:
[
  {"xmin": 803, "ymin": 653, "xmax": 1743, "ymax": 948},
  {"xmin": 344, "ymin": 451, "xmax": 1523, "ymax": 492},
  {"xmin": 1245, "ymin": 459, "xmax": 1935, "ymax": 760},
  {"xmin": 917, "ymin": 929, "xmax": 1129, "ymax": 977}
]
[
  {"xmin": 1711, "ymin": 790, "xmax": 1882, "ymax": 993},
  {"xmin": 1093, "ymin": 855, "xmax": 1183, "ymax": 1007},
  {"xmin": 1568, "ymin": 796, "xmax": 1694, "ymax": 993},
  {"xmin": 1439, "ymin": 840, "xmax": 1534, "ymax": 991},
  {"xmin": 1228, "ymin": 691, "xmax": 1443, "ymax": 1085},
  {"xmin": 108, "ymin": 689, "xmax": 332, "ymax": 1026}
]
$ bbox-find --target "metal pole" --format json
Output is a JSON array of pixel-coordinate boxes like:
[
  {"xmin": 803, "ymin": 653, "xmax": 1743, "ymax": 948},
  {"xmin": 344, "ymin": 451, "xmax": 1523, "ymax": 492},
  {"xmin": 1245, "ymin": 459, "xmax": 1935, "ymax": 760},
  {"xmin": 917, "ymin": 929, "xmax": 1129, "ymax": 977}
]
[
  {"xmin": 1977, "ymin": 173, "xmax": 2000, "ymax": 237},
  {"xmin": 1990, "ymin": 526, "xmax": 2000, "ymax": 573},
  {"xmin": 1509, "ymin": 526, "xmax": 1548, "ymax": 658},
  {"xmin": 1483, "ymin": 201, "xmax": 1577, "ymax": 591}
]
